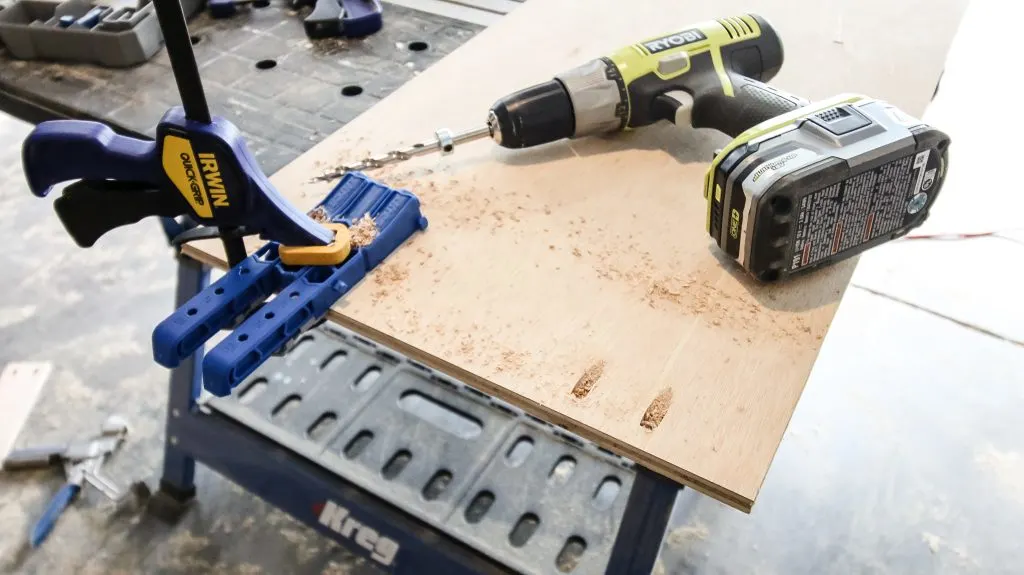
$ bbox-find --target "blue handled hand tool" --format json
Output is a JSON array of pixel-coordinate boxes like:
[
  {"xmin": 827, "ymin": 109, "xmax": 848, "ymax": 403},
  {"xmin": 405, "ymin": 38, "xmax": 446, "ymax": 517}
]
[
  {"xmin": 208, "ymin": 0, "xmax": 270, "ymax": 19},
  {"xmin": 289, "ymin": 0, "xmax": 382, "ymax": 39},
  {"xmin": 152, "ymin": 171, "xmax": 427, "ymax": 396},
  {"xmin": 21, "ymin": 0, "xmax": 333, "ymax": 266},
  {"xmin": 2, "ymin": 416, "xmax": 130, "ymax": 548}
]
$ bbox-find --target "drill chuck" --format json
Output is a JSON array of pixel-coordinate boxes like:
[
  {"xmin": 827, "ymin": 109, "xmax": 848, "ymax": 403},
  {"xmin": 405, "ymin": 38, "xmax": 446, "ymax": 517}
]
[{"xmin": 487, "ymin": 79, "xmax": 576, "ymax": 149}]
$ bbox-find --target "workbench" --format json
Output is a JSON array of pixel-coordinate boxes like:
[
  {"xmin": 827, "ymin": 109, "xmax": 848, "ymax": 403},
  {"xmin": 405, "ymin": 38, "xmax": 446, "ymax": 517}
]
[{"xmin": 0, "ymin": 0, "xmax": 977, "ymax": 573}]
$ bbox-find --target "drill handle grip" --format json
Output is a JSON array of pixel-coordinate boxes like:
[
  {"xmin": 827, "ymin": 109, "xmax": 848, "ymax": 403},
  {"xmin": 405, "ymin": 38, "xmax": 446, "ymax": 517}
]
[{"xmin": 690, "ymin": 75, "xmax": 808, "ymax": 138}]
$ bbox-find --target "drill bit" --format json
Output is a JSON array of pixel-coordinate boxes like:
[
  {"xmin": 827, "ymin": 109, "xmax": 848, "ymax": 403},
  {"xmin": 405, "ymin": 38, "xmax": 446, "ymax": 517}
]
[{"xmin": 312, "ymin": 125, "xmax": 493, "ymax": 183}]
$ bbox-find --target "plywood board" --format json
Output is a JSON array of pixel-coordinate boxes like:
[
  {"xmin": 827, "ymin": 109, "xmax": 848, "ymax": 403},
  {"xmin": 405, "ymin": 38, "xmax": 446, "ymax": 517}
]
[
  {"xmin": 186, "ymin": 0, "xmax": 965, "ymax": 510},
  {"xmin": 0, "ymin": 362, "xmax": 52, "ymax": 459}
]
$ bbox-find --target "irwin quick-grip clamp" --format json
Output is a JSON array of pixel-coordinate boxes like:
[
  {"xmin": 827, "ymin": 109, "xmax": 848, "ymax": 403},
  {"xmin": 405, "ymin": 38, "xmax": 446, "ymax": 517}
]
[{"xmin": 152, "ymin": 172, "xmax": 427, "ymax": 396}]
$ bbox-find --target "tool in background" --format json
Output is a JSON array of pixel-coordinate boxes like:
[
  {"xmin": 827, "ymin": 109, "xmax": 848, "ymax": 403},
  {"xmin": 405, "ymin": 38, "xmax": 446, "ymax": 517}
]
[
  {"xmin": 20, "ymin": 0, "xmax": 335, "ymax": 267},
  {"xmin": 288, "ymin": 0, "xmax": 382, "ymax": 39},
  {"xmin": 153, "ymin": 172, "xmax": 427, "ymax": 396},
  {"xmin": 0, "ymin": 0, "xmax": 175, "ymax": 67},
  {"xmin": 2, "ymin": 416, "xmax": 130, "ymax": 548},
  {"xmin": 324, "ymin": 14, "xmax": 950, "ymax": 282},
  {"xmin": 207, "ymin": 0, "xmax": 270, "ymax": 19}
]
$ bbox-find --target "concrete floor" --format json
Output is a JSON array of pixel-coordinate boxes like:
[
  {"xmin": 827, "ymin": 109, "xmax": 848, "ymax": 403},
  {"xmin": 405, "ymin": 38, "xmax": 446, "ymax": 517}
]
[{"xmin": 2, "ymin": 16, "xmax": 1023, "ymax": 569}]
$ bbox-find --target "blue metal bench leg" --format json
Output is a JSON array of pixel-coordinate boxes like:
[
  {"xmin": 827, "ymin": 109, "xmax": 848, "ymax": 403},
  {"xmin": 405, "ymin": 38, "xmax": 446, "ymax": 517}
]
[
  {"xmin": 150, "ymin": 255, "xmax": 209, "ymax": 521},
  {"xmin": 604, "ymin": 466, "xmax": 680, "ymax": 574}
]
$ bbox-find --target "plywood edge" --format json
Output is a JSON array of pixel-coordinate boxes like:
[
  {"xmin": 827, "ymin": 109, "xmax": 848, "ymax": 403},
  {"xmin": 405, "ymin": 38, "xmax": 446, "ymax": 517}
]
[{"xmin": 179, "ymin": 243, "xmax": 756, "ymax": 511}]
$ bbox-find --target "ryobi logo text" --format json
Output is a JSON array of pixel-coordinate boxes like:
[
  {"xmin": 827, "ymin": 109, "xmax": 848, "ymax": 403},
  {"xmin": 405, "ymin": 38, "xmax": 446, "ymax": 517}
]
[
  {"xmin": 162, "ymin": 135, "xmax": 230, "ymax": 218},
  {"xmin": 642, "ymin": 28, "xmax": 706, "ymax": 54},
  {"xmin": 751, "ymin": 151, "xmax": 799, "ymax": 183}
]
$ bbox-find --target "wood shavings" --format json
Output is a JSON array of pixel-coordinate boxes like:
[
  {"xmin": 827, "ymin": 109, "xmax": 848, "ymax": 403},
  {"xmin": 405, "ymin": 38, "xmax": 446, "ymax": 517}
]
[
  {"xmin": 570, "ymin": 360, "xmax": 606, "ymax": 399},
  {"xmin": 374, "ymin": 262, "xmax": 409, "ymax": 285},
  {"xmin": 350, "ymin": 214, "xmax": 378, "ymax": 247},
  {"xmin": 496, "ymin": 350, "xmax": 528, "ymax": 373},
  {"xmin": 641, "ymin": 388, "xmax": 673, "ymax": 431},
  {"xmin": 572, "ymin": 248, "xmax": 582, "ymax": 258},
  {"xmin": 307, "ymin": 206, "xmax": 329, "ymax": 223}
]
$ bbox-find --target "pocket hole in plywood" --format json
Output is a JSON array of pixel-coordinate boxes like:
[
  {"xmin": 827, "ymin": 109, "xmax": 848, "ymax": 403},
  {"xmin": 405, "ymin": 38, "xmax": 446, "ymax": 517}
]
[
  {"xmin": 382, "ymin": 449, "xmax": 412, "ymax": 480},
  {"xmin": 508, "ymin": 513, "xmax": 540, "ymax": 548},
  {"xmin": 343, "ymin": 430, "xmax": 373, "ymax": 459},
  {"xmin": 464, "ymin": 490, "xmax": 494, "ymax": 524},
  {"xmin": 505, "ymin": 436, "xmax": 533, "ymax": 467}
]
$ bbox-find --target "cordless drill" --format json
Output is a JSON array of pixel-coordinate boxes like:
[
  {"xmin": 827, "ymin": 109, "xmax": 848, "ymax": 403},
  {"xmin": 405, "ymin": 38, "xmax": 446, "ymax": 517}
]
[{"xmin": 339, "ymin": 14, "xmax": 950, "ymax": 282}]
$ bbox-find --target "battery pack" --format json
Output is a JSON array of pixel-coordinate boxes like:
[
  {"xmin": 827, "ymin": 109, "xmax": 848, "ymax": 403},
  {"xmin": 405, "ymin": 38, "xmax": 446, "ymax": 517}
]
[{"xmin": 706, "ymin": 96, "xmax": 950, "ymax": 282}]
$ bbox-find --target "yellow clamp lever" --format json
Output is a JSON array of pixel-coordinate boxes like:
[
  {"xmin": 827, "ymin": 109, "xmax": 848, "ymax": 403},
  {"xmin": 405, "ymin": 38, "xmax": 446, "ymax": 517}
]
[{"xmin": 279, "ymin": 223, "xmax": 352, "ymax": 266}]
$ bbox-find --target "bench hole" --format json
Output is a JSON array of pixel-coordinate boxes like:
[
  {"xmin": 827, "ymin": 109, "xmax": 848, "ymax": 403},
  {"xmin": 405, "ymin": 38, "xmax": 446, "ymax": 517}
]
[
  {"xmin": 255, "ymin": 59, "xmax": 277, "ymax": 70},
  {"xmin": 408, "ymin": 41, "xmax": 429, "ymax": 52},
  {"xmin": 214, "ymin": 287, "xmax": 224, "ymax": 295},
  {"xmin": 289, "ymin": 291, "xmax": 300, "ymax": 299},
  {"xmin": 555, "ymin": 536, "xmax": 587, "ymax": 573},
  {"xmin": 271, "ymin": 394, "xmax": 301, "ymax": 419},
  {"xmin": 505, "ymin": 436, "xmax": 533, "ymax": 467},
  {"xmin": 354, "ymin": 366, "xmax": 381, "ymax": 391},
  {"xmin": 398, "ymin": 391, "xmax": 482, "ymax": 439},
  {"xmin": 319, "ymin": 350, "xmax": 347, "ymax": 370},
  {"xmin": 343, "ymin": 430, "xmax": 373, "ymax": 459},
  {"xmin": 464, "ymin": 490, "xmax": 494, "ymax": 524},
  {"xmin": 548, "ymin": 456, "xmax": 576, "ymax": 486},
  {"xmin": 237, "ymin": 378, "xmax": 267, "ymax": 405},
  {"xmin": 592, "ymin": 476, "xmax": 621, "ymax": 510},
  {"xmin": 422, "ymin": 469, "xmax": 453, "ymax": 501},
  {"xmin": 265, "ymin": 312, "xmax": 275, "ymax": 319},
  {"xmin": 238, "ymin": 334, "xmax": 249, "ymax": 342},
  {"xmin": 307, "ymin": 412, "xmax": 337, "ymax": 441},
  {"xmin": 254, "ymin": 0, "xmax": 270, "ymax": 6},
  {"xmin": 190, "ymin": 34, "xmax": 201, "ymax": 45},
  {"xmin": 382, "ymin": 450, "xmax": 412, "ymax": 480},
  {"xmin": 341, "ymin": 85, "xmax": 363, "ymax": 97},
  {"xmin": 186, "ymin": 308, "xmax": 198, "ymax": 316},
  {"xmin": 509, "ymin": 513, "xmax": 540, "ymax": 548}
]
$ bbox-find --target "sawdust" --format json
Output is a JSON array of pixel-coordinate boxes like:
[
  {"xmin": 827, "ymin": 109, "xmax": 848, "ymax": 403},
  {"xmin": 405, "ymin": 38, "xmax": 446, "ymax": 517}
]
[
  {"xmin": 571, "ymin": 360, "xmax": 606, "ymax": 399},
  {"xmin": 572, "ymin": 247, "xmax": 582, "ymax": 257},
  {"xmin": 641, "ymin": 388, "xmax": 673, "ymax": 431},
  {"xmin": 310, "ymin": 37, "xmax": 350, "ymax": 56},
  {"xmin": 307, "ymin": 206, "xmax": 330, "ymax": 223},
  {"xmin": 666, "ymin": 523, "xmax": 709, "ymax": 547},
  {"xmin": 374, "ymin": 262, "xmax": 409, "ymax": 286},
  {"xmin": 459, "ymin": 338, "xmax": 474, "ymax": 356},
  {"xmin": 349, "ymin": 214, "xmax": 378, "ymax": 247},
  {"xmin": 496, "ymin": 350, "xmax": 527, "ymax": 373},
  {"xmin": 644, "ymin": 277, "xmax": 695, "ymax": 307}
]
